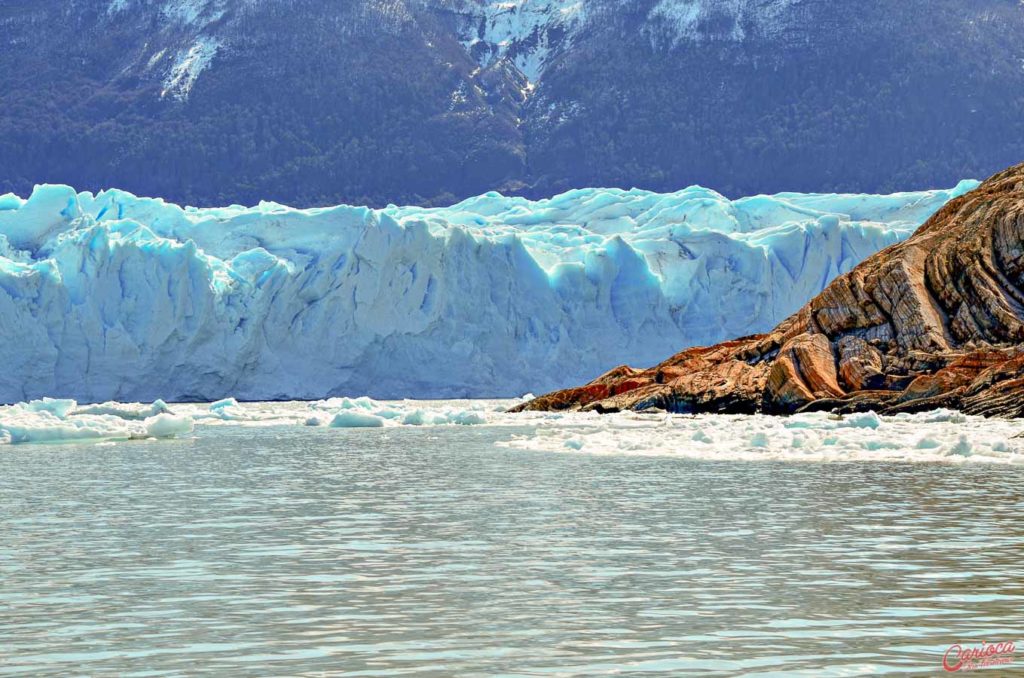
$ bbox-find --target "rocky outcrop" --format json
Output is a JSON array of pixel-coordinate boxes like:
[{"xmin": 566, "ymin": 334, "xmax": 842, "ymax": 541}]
[{"xmin": 516, "ymin": 163, "xmax": 1024, "ymax": 418}]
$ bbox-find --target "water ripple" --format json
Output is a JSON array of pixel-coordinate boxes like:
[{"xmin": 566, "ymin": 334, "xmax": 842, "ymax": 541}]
[{"xmin": 2, "ymin": 425, "xmax": 1023, "ymax": 675}]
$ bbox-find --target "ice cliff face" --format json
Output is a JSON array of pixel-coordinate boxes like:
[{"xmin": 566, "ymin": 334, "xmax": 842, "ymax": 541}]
[{"xmin": 0, "ymin": 181, "xmax": 976, "ymax": 403}]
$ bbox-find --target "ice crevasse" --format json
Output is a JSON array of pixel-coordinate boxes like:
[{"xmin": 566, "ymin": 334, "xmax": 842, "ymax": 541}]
[{"xmin": 0, "ymin": 180, "xmax": 977, "ymax": 403}]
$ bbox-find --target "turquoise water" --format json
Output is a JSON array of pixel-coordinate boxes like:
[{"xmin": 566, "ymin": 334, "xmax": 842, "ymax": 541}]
[{"xmin": 2, "ymin": 424, "xmax": 1023, "ymax": 676}]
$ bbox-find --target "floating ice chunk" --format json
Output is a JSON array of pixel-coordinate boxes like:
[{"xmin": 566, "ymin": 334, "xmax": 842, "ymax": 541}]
[
  {"xmin": 0, "ymin": 406, "xmax": 130, "ymax": 444},
  {"xmin": 920, "ymin": 409, "xmax": 968, "ymax": 424},
  {"xmin": 0, "ymin": 396, "xmax": 193, "ymax": 444},
  {"xmin": 862, "ymin": 439, "xmax": 900, "ymax": 451},
  {"xmin": 841, "ymin": 411, "xmax": 882, "ymax": 429},
  {"xmin": 74, "ymin": 400, "xmax": 171, "ymax": 420},
  {"xmin": 450, "ymin": 411, "xmax": 486, "ymax": 426},
  {"xmin": 949, "ymin": 435, "xmax": 973, "ymax": 457},
  {"xmin": 402, "ymin": 410, "xmax": 427, "ymax": 426},
  {"xmin": 692, "ymin": 429, "xmax": 713, "ymax": 443},
  {"xmin": 790, "ymin": 431, "xmax": 816, "ymax": 448},
  {"xmin": 336, "ymin": 397, "xmax": 376, "ymax": 410},
  {"xmin": 330, "ymin": 411, "xmax": 385, "ymax": 428},
  {"xmin": 144, "ymin": 413, "xmax": 194, "ymax": 438},
  {"xmin": 26, "ymin": 398, "xmax": 78, "ymax": 419},
  {"xmin": 208, "ymin": 397, "xmax": 249, "ymax": 421},
  {"xmin": 210, "ymin": 398, "xmax": 238, "ymax": 410}
]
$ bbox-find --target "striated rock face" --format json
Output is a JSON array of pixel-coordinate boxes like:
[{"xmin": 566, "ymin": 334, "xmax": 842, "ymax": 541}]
[{"xmin": 517, "ymin": 163, "xmax": 1024, "ymax": 418}]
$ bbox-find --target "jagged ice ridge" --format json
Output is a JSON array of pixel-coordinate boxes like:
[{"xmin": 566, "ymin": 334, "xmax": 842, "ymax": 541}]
[{"xmin": 0, "ymin": 180, "xmax": 976, "ymax": 403}]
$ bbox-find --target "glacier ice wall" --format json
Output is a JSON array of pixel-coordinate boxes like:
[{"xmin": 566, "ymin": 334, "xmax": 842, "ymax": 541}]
[{"xmin": 0, "ymin": 180, "xmax": 977, "ymax": 403}]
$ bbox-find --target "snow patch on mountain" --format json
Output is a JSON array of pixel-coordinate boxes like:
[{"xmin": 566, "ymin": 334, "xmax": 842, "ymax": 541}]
[
  {"xmin": 107, "ymin": 0, "xmax": 226, "ymax": 24},
  {"xmin": 444, "ymin": 0, "xmax": 804, "ymax": 79},
  {"xmin": 161, "ymin": 36, "xmax": 222, "ymax": 100},
  {"xmin": 160, "ymin": 0, "xmax": 226, "ymax": 25},
  {"xmin": 103, "ymin": 0, "xmax": 231, "ymax": 100},
  {"xmin": 647, "ymin": 0, "xmax": 801, "ymax": 45},
  {"xmin": 450, "ymin": 0, "xmax": 587, "ymax": 82}
]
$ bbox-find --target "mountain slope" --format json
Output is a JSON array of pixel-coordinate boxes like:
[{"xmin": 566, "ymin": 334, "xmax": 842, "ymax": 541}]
[
  {"xmin": 1, "ymin": 0, "xmax": 1023, "ymax": 206},
  {"xmin": 517, "ymin": 163, "xmax": 1024, "ymax": 418}
]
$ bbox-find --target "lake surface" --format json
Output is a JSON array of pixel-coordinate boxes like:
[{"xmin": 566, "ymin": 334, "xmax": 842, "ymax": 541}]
[{"xmin": 2, "ymin": 418, "xmax": 1024, "ymax": 676}]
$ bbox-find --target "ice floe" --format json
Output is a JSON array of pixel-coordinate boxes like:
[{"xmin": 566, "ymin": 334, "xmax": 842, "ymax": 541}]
[
  {"xmin": 0, "ymin": 399, "xmax": 192, "ymax": 445},
  {"xmin": 1, "ymin": 396, "xmax": 1021, "ymax": 465},
  {"xmin": 498, "ymin": 408, "xmax": 1024, "ymax": 465}
]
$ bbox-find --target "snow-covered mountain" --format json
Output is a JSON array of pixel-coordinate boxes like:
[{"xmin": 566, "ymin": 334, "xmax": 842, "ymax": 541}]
[
  {"xmin": 103, "ymin": 0, "xmax": 806, "ymax": 96},
  {"xmin": 432, "ymin": 0, "xmax": 589, "ymax": 82},
  {"xmin": 1, "ymin": 0, "xmax": 1022, "ymax": 207},
  {"xmin": 0, "ymin": 180, "xmax": 975, "ymax": 402},
  {"xmin": 432, "ymin": 0, "xmax": 809, "ymax": 82}
]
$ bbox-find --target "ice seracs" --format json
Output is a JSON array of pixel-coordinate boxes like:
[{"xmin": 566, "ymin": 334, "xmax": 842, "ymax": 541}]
[{"xmin": 0, "ymin": 180, "xmax": 975, "ymax": 403}]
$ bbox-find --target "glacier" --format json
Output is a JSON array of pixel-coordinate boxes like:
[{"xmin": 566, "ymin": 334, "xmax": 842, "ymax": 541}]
[{"xmin": 0, "ymin": 180, "xmax": 977, "ymax": 404}]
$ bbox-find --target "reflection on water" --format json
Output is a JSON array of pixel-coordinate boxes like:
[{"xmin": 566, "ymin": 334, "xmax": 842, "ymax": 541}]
[{"xmin": 2, "ymin": 425, "xmax": 1023, "ymax": 676}]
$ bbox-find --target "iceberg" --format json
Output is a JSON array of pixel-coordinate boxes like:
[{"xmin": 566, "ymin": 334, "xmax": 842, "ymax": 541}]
[
  {"xmin": 330, "ymin": 411, "xmax": 386, "ymax": 428},
  {"xmin": 0, "ymin": 180, "xmax": 977, "ymax": 403}
]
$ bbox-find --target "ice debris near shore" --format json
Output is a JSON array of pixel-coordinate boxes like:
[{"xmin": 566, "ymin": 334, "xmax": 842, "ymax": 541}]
[
  {"xmin": 0, "ymin": 181, "xmax": 977, "ymax": 402},
  {"xmin": 205, "ymin": 396, "xmax": 496, "ymax": 429},
  {"xmin": 498, "ymin": 408, "xmax": 1024, "ymax": 465},
  {"xmin": 0, "ymin": 398, "xmax": 193, "ymax": 444},
  {"xmin": 1, "ymin": 396, "xmax": 1021, "ymax": 465},
  {"xmin": 0, "ymin": 397, "xmax": 509, "ymax": 444}
]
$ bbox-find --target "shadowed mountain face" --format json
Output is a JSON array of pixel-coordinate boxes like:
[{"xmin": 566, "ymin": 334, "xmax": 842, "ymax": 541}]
[
  {"xmin": 2, "ymin": 0, "xmax": 1024, "ymax": 207},
  {"xmin": 517, "ymin": 162, "xmax": 1024, "ymax": 418}
]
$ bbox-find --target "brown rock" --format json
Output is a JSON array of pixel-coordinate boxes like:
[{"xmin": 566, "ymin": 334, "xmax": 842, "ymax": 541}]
[
  {"xmin": 836, "ymin": 336, "xmax": 885, "ymax": 391},
  {"xmin": 764, "ymin": 334, "xmax": 844, "ymax": 413}
]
